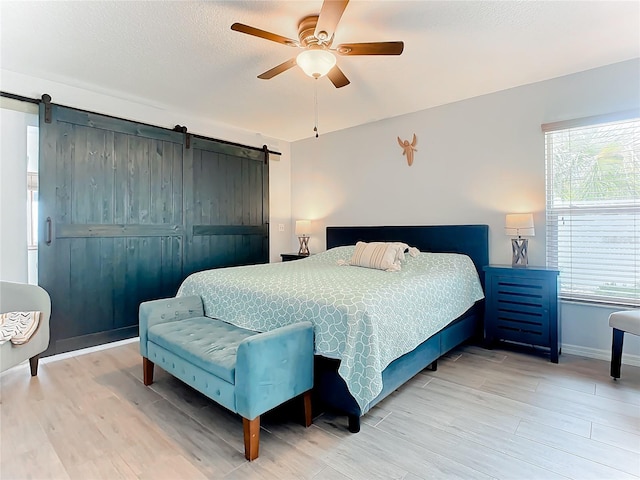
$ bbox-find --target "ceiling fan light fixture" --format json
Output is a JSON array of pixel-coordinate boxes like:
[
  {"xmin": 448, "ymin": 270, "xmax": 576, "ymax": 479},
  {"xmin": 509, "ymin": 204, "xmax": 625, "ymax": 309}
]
[{"xmin": 296, "ymin": 49, "xmax": 336, "ymax": 78}]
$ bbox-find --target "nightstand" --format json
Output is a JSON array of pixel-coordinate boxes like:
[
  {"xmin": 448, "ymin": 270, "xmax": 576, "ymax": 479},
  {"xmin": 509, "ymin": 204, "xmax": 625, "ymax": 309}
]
[
  {"xmin": 280, "ymin": 253, "xmax": 310, "ymax": 262},
  {"xmin": 484, "ymin": 265, "xmax": 560, "ymax": 363}
]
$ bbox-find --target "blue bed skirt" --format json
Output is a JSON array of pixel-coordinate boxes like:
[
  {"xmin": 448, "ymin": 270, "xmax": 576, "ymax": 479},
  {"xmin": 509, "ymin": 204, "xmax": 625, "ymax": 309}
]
[{"xmin": 313, "ymin": 302, "xmax": 482, "ymax": 430}]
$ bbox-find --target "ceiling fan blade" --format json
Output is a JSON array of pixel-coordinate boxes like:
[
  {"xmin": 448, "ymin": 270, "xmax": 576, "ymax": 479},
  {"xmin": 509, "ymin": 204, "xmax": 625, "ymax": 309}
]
[
  {"xmin": 257, "ymin": 58, "xmax": 298, "ymax": 79},
  {"xmin": 231, "ymin": 23, "xmax": 299, "ymax": 47},
  {"xmin": 314, "ymin": 0, "xmax": 349, "ymax": 42},
  {"xmin": 327, "ymin": 65, "xmax": 350, "ymax": 88},
  {"xmin": 336, "ymin": 41, "xmax": 404, "ymax": 56}
]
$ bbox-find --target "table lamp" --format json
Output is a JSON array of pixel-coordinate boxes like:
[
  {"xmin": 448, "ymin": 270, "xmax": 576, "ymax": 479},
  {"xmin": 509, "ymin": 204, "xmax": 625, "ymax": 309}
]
[
  {"xmin": 505, "ymin": 213, "xmax": 535, "ymax": 267},
  {"xmin": 295, "ymin": 220, "xmax": 311, "ymax": 256}
]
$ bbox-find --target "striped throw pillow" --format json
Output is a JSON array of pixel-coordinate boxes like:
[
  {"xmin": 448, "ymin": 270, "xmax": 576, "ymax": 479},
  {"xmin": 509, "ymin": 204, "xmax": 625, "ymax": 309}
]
[{"xmin": 349, "ymin": 242, "xmax": 407, "ymax": 272}]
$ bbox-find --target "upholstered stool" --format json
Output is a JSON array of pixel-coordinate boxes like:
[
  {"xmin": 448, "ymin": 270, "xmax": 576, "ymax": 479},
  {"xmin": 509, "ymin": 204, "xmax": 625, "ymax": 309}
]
[{"xmin": 609, "ymin": 309, "xmax": 640, "ymax": 379}]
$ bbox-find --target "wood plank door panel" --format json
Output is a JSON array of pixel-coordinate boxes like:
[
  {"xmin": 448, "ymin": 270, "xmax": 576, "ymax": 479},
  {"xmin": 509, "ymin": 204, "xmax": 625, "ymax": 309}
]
[
  {"xmin": 39, "ymin": 104, "xmax": 268, "ymax": 356},
  {"xmin": 183, "ymin": 137, "xmax": 269, "ymax": 277},
  {"xmin": 39, "ymin": 105, "xmax": 185, "ymax": 355}
]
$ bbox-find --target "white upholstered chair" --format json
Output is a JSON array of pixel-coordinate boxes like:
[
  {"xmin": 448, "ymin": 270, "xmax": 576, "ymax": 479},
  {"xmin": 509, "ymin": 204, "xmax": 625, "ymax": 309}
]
[
  {"xmin": 0, "ymin": 281, "xmax": 51, "ymax": 376},
  {"xmin": 609, "ymin": 309, "xmax": 640, "ymax": 379}
]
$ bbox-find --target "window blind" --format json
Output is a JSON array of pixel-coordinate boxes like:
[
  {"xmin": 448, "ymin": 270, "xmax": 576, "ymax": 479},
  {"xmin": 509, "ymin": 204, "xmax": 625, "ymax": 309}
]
[{"xmin": 544, "ymin": 114, "xmax": 639, "ymax": 307}]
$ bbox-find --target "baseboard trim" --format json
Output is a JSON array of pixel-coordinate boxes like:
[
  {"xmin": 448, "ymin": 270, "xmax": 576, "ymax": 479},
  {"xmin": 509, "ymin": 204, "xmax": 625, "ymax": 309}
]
[
  {"xmin": 45, "ymin": 325, "xmax": 138, "ymax": 357},
  {"xmin": 562, "ymin": 343, "xmax": 640, "ymax": 367},
  {"xmin": 0, "ymin": 337, "xmax": 140, "ymax": 377},
  {"xmin": 42, "ymin": 337, "xmax": 140, "ymax": 364}
]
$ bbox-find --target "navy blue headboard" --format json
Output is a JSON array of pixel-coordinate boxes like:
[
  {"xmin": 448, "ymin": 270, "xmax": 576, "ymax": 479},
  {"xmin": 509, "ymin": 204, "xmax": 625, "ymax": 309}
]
[{"xmin": 326, "ymin": 225, "xmax": 489, "ymax": 290}]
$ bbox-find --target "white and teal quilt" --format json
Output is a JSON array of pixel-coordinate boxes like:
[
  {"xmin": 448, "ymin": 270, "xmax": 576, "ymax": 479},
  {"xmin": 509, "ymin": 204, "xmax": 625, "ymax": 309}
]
[{"xmin": 177, "ymin": 246, "xmax": 484, "ymax": 413}]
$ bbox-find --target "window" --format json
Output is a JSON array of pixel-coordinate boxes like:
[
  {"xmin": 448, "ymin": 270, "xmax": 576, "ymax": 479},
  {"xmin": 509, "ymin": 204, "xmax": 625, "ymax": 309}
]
[
  {"xmin": 544, "ymin": 111, "xmax": 639, "ymax": 307},
  {"xmin": 27, "ymin": 171, "xmax": 38, "ymax": 249}
]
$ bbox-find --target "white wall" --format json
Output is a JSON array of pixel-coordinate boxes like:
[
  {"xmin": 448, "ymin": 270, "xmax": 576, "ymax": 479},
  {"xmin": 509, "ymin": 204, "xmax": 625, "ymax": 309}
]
[
  {"xmin": 290, "ymin": 59, "xmax": 640, "ymax": 364},
  {"xmin": 0, "ymin": 70, "xmax": 293, "ymax": 263},
  {"xmin": 0, "ymin": 104, "xmax": 38, "ymax": 282}
]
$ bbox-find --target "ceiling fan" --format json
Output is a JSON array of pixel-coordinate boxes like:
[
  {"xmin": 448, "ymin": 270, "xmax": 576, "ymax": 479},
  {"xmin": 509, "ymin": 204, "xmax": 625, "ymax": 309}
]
[{"xmin": 231, "ymin": 0, "xmax": 404, "ymax": 88}]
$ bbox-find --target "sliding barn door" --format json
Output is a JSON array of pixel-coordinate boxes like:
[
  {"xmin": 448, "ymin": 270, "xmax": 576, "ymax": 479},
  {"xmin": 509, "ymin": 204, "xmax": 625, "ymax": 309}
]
[
  {"xmin": 183, "ymin": 137, "xmax": 269, "ymax": 276},
  {"xmin": 39, "ymin": 104, "xmax": 270, "ymax": 356},
  {"xmin": 39, "ymin": 105, "xmax": 185, "ymax": 355}
]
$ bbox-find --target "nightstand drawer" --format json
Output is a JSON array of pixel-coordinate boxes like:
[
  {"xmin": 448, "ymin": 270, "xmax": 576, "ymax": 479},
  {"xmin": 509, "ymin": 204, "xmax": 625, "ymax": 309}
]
[
  {"xmin": 484, "ymin": 265, "xmax": 560, "ymax": 362},
  {"xmin": 490, "ymin": 275, "xmax": 551, "ymax": 346}
]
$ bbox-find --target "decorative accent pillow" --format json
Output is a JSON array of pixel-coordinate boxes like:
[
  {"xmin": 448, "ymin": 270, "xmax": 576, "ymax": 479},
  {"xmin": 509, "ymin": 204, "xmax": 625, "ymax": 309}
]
[
  {"xmin": 391, "ymin": 242, "xmax": 410, "ymax": 263},
  {"xmin": 349, "ymin": 241, "xmax": 408, "ymax": 272},
  {"xmin": 399, "ymin": 245, "xmax": 421, "ymax": 261}
]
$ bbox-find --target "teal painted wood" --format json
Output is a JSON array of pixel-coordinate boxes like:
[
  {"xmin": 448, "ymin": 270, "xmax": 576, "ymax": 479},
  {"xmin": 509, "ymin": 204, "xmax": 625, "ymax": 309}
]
[
  {"xmin": 112, "ymin": 236, "xmax": 127, "ymax": 336},
  {"xmin": 149, "ymin": 139, "xmax": 183, "ymax": 225},
  {"xmin": 190, "ymin": 136, "xmax": 264, "ymax": 161},
  {"xmin": 98, "ymin": 237, "xmax": 115, "ymax": 331},
  {"xmin": 54, "ymin": 105, "xmax": 184, "ymax": 143},
  {"xmin": 39, "ymin": 104, "xmax": 186, "ymax": 355},
  {"xmin": 113, "ymin": 132, "xmax": 128, "ymax": 224},
  {"xmin": 38, "ymin": 103, "xmax": 61, "ymax": 355},
  {"xmin": 39, "ymin": 103, "xmax": 269, "ymax": 356},
  {"xmin": 56, "ymin": 122, "xmax": 73, "ymax": 225},
  {"xmin": 56, "ymin": 224, "xmax": 185, "ymax": 238},
  {"xmin": 183, "ymin": 136, "xmax": 269, "ymax": 277},
  {"xmin": 192, "ymin": 225, "xmax": 267, "ymax": 236},
  {"xmin": 159, "ymin": 236, "xmax": 183, "ymax": 300},
  {"xmin": 68, "ymin": 238, "xmax": 88, "ymax": 338},
  {"xmin": 71, "ymin": 126, "xmax": 114, "ymax": 224}
]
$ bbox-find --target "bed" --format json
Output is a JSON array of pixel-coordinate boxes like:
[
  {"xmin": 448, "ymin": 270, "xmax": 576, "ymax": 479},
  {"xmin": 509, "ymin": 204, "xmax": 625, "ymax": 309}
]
[{"xmin": 177, "ymin": 224, "xmax": 489, "ymax": 432}]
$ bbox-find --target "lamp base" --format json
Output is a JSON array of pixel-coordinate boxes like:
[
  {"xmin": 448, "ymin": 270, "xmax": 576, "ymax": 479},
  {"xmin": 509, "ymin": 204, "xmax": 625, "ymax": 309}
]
[
  {"xmin": 298, "ymin": 236, "xmax": 310, "ymax": 256},
  {"xmin": 511, "ymin": 238, "xmax": 529, "ymax": 267}
]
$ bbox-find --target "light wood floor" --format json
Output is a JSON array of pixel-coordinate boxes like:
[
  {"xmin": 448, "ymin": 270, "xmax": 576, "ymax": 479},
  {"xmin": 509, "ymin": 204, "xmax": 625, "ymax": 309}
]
[{"xmin": 1, "ymin": 341, "xmax": 639, "ymax": 480}]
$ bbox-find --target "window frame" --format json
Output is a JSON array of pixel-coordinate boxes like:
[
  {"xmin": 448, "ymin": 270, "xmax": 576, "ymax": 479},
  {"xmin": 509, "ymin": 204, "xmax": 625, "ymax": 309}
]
[
  {"xmin": 27, "ymin": 171, "xmax": 38, "ymax": 250},
  {"xmin": 543, "ymin": 110, "xmax": 639, "ymax": 308}
]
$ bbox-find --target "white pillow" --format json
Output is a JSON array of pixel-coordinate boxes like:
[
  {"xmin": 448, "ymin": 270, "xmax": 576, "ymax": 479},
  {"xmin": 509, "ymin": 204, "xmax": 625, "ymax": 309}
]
[
  {"xmin": 349, "ymin": 242, "xmax": 407, "ymax": 272},
  {"xmin": 391, "ymin": 242, "xmax": 410, "ymax": 263}
]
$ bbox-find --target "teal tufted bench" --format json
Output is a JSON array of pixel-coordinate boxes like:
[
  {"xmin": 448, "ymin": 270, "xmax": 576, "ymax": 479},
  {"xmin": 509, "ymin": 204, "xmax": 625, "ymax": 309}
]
[{"xmin": 139, "ymin": 295, "xmax": 314, "ymax": 460}]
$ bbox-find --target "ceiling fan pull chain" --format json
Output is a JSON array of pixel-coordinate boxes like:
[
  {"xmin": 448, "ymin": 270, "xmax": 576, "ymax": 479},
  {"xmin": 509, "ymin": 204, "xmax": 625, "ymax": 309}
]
[{"xmin": 314, "ymin": 79, "xmax": 319, "ymax": 138}]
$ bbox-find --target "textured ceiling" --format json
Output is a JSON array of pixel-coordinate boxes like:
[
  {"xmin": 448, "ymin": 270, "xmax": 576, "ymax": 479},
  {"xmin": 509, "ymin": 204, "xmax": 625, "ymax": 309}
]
[{"xmin": 1, "ymin": 1, "xmax": 638, "ymax": 142}]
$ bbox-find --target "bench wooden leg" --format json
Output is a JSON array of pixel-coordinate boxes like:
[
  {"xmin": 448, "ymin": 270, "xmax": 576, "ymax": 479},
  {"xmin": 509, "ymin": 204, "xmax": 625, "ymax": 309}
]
[
  {"xmin": 143, "ymin": 357, "xmax": 154, "ymax": 386},
  {"xmin": 243, "ymin": 416, "xmax": 260, "ymax": 461},
  {"xmin": 29, "ymin": 355, "xmax": 39, "ymax": 376},
  {"xmin": 611, "ymin": 328, "xmax": 624, "ymax": 379},
  {"xmin": 303, "ymin": 390, "xmax": 312, "ymax": 427}
]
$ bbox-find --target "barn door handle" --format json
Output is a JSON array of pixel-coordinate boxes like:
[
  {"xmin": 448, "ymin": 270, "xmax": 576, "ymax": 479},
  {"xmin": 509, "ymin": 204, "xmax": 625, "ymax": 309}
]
[{"xmin": 45, "ymin": 217, "xmax": 52, "ymax": 245}]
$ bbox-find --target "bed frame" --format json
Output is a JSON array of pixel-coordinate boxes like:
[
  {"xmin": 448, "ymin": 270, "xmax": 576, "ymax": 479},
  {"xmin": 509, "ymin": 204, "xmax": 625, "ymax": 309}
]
[{"xmin": 315, "ymin": 224, "xmax": 489, "ymax": 432}]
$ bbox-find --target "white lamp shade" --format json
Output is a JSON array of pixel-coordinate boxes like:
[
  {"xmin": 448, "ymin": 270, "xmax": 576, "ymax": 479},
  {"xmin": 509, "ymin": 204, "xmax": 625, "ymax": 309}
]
[
  {"xmin": 505, "ymin": 213, "xmax": 535, "ymax": 237},
  {"xmin": 296, "ymin": 50, "xmax": 336, "ymax": 78},
  {"xmin": 295, "ymin": 220, "xmax": 311, "ymax": 236}
]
